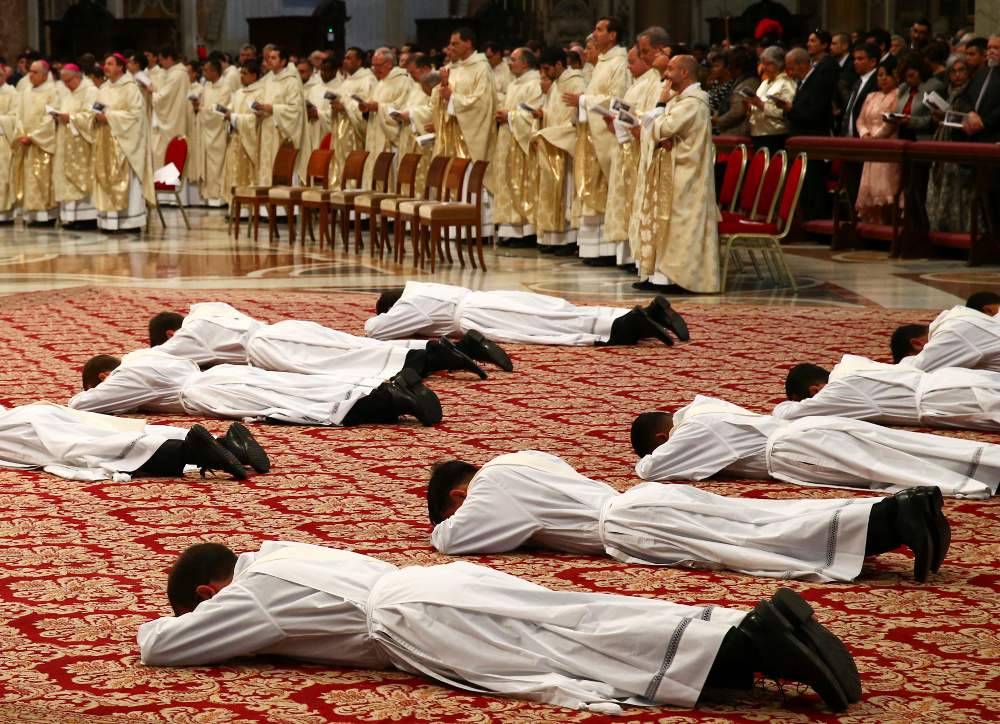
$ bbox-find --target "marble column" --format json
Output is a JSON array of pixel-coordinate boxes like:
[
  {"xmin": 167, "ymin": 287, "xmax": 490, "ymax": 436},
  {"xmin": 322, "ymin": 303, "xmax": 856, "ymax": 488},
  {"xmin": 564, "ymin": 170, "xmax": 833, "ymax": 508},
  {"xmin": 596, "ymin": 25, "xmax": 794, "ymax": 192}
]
[
  {"xmin": 0, "ymin": 0, "xmax": 29, "ymax": 55},
  {"xmin": 976, "ymin": 0, "xmax": 999, "ymax": 37}
]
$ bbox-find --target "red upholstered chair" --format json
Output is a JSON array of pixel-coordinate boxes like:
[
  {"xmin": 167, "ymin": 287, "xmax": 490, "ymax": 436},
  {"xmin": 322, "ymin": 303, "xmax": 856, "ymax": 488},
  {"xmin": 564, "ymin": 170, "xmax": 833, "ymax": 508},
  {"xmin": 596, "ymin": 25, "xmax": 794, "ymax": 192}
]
[
  {"xmin": 150, "ymin": 136, "xmax": 191, "ymax": 231},
  {"xmin": 717, "ymin": 144, "xmax": 748, "ymax": 214},
  {"xmin": 320, "ymin": 133, "xmax": 332, "ymax": 150},
  {"xmin": 720, "ymin": 147, "xmax": 768, "ymax": 222},
  {"xmin": 719, "ymin": 152, "xmax": 807, "ymax": 291},
  {"xmin": 719, "ymin": 151, "xmax": 786, "ymax": 279},
  {"xmin": 416, "ymin": 159, "xmax": 491, "ymax": 271}
]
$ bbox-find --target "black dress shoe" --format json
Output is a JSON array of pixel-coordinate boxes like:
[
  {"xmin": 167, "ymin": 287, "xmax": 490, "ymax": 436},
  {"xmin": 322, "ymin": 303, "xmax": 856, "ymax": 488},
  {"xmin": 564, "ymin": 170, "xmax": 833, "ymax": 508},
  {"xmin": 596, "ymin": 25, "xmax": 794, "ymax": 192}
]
[
  {"xmin": 182, "ymin": 425, "xmax": 248, "ymax": 481},
  {"xmin": 632, "ymin": 306, "xmax": 674, "ymax": 346},
  {"xmin": 892, "ymin": 488, "xmax": 936, "ymax": 583},
  {"xmin": 538, "ymin": 245, "xmax": 556, "ymax": 254},
  {"xmin": 496, "ymin": 237, "xmax": 515, "ymax": 247},
  {"xmin": 552, "ymin": 243, "xmax": 579, "ymax": 256},
  {"xmin": 435, "ymin": 337, "xmax": 488, "ymax": 379},
  {"xmin": 221, "ymin": 422, "xmax": 270, "ymax": 473},
  {"xmin": 617, "ymin": 262, "xmax": 638, "ymax": 273},
  {"xmin": 647, "ymin": 295, "xmax": 690, "ymax": 341},
  {"xmin": 631, "ymin": 279, "xmax": 673, "ymax": 292},
  {"xmin": 739, "ymin": 599, "xmax": 852, "ymax": 713},
  {"xmin": 508, "ymin": 235, "xmax": 537, "ymax": 248},
  {"xmin": 895, "ymin": 487, "xmax": 950, "ymax": 574},
  {"xmin": 582, "ymin": 255, "xmax": 617, "ymax": 267},
  {"xmin": 387, "ymin": 369, "xmax": 443, "ymax": 426},
  {"xmin": 605, "ymin": 307, "xmax": 674, "ymax": 346},
  {"xmin": 769, "ymin": 588, "xmax": 862, "ymax": 703},
  {"xmin": 457, "ymin": 329, "xmax": 514, "ymax": 371}
]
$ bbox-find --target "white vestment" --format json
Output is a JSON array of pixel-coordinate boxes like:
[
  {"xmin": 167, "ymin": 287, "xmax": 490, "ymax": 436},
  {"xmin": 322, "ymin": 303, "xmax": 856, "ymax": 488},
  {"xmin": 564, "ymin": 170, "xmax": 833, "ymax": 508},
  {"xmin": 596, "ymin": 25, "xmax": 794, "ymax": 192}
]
[
  {"xmin": 363, "ymin": 281, "xmax": 629, "ymax": 346},
  {"xmin": 137, "ymin": 540, "xmax": 747, "ymax": 712},
  {"xmin": 637, "ymin": 395, "xmax": 999, "ymax": 499},
  {"xmin": 773, "ymin": 354, "xmax": 1000, "ymax": 431},
  {"xmin": 909, "ymin": 306, "xmax": 1000, "ymax": 372},
  {"xmin": 156, "ymin": 302, "xmax": 265, "ymax": 366},
  {"xmin": 431, "ymin": 451, "xmax": 876, "ymax": 582},
  {"xmin": 0, "ymin": 402, "xmax": 186, "ymax": 481}
]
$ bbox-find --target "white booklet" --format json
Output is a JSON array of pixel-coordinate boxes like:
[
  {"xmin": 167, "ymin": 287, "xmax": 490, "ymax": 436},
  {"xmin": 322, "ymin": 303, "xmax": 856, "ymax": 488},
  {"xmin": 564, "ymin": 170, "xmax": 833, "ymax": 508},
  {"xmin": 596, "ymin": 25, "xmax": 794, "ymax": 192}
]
[
  {"xmin": 923, "ymin": 90, "xmax": 949, "ymax": 113},
  {"xmin": 641, "ymin": 106, "xmax": 664, "ymax": 132},
  {"xmin": 942, "ymin": 110, "xmax": 969, "ymax": 128},
  {"xmin": 323, "ymin": 90, "xmax": 339, "ymax": 101},
  {"xmin": 387, "ymin": 106, "xmax": 403, "ymax": 119},
  {"xmin": 152, "ymin": 162, "xmax": 180, "ymax": 186},
  {"xmin": 611, "ymin": 97, "xmax": 633, "ymax": 113},
  {"xmin": 588, "ymin": 103, "xmax": 615, "ymax": 118},
  {"xmin": 187, "ymin": 92, "xmax": 201, "ymax": 102},
  {"xmin": 613, "ymin": 119, "xmax": 633, "ymax": 144},
  {"xmin": 45, "ymin": 104, "xmax": 60, "ymax": 118},
  {"xmin": 416, "ymin": 132, "xmax": 436, "ymax": 147},
  {"xmin": 133, "ymin": 70, "xmax": 152, "ymax": 88}
]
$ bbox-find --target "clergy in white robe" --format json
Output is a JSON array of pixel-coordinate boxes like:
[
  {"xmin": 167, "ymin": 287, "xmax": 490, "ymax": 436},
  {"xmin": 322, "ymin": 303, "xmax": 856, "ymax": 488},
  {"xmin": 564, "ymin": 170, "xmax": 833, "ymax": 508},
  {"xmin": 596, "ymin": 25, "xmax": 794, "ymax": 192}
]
[
  {"xmin": 633, "ymin": 395, "xmax": 1000, "ymax": 499},
  {"xmin": 222, "ymin": 63, "xmax": 265, "ymax": 208},
  {"xmin": 53, "ymin": 65, "xmax": 98, "ymax": 224},
  {"xmin": 15, "ymin": 61, "xmax": 59, "ymax": 222},
  {"xmin": 894, "ymin": 306, "xmax": 1000, "ymax": 372},
  {"xmin": 396, "ymin": 62, "xmax": 437, "ymax": 193},
  {"xmin": 194, "ymin": 61, "xmax": 232, "ymax": 206},
  {"xmin": 485, "ymin": 43, "xmax": 513, "ymax": 106},
  {"xmin": 776, "ymin": 354, "xmax": 1000, "ymax": 431},
  {"xmin": 361, "ymin": 50, "xmax": 412, "ymax": 188},
  {"xmin": 91, "ymin": 54, "xmax": 155, "ymax": 231},
  {"xmin": 0, "ymin": 78, "xmax": 18, "ymax": 222},
  {"xmin": 492, "ymin": 49, "xmax": 543, "ymax": 243},
  {"xmin": 138, "ymin": 540, "xmax": 854, "ymax": 713},
  {"xmin": 304, "ymin": 58, "xmax": 340, "ymax": 152},
  {"xmin": 532, "ymin": 51, "xmax": 585, "ymax": 250},
  {"xmin": 255, "ymin": 49, "xmax": 309, "ymax": 185},
  {"xmin": 634, "ymin": 56, "xmax": 720, "ymax": 292},
  {"xmin": 569, "ymin": 25, "xmax": 630, "ymax": 261},
  {"xmin": 430, "ymin": 450, "xmax": 884, "ymax": 582},
  {"xmin": 182, "ymin": 62, "xmax": 203, "ymax": 205},
  {"xmin": 329, "ymin": 51, "xmax": 377, "ymax": 188},
  {"xmin": 148, "ymin": 50, "xmax": 190, "ymax": 171}
]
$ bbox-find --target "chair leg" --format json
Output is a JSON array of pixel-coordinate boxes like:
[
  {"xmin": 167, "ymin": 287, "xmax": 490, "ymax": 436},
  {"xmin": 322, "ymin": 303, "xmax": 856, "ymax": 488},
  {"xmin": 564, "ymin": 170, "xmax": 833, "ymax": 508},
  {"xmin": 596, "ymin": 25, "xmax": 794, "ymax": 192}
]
[
  {"xmin": 155, "ymin": 199, "xmax": 166, "ymax": 228},
  {"xmin": 300, "ymin": 206, "xmax": 309, "ymax": 245},
  {"xmin": 268, "ymin": 203, "xmax": 277, "ymax": 243},
  {"xmin": 354, "ymin": 209, "xmax": 363, "ymax": 254},
  {"xmin": 443, "ymin": 225, "xmax": 454, "ymax": 265},
  {"xmin": 369, "ymin": 209, "xmax": 379, "ymax": 257},
  {"xmin": 394, "ymin": 215, "xmax": 404, "ymax": 264},
  {"xmin": 233, "ymin": 201, "xmax": 242, "ymax": 240},
  {"xmin": 318, "ymin": 206, "xmax": 327, "ymax": 249},
  {"xmin": 721, "ymin": 237, "xmax": 733, "ymax": 290},
  {"xmin": 379, "ymin": 214, "xmax": 390, "ymax": 259},
  {"xmin": 175, "ymin": 193, "xmax": 191, "ymax": 230},
  {"xmin": 252, "ymin": 202, "xmax": 260, "ymax": 242},
  {"xmin": 287, "ymin": 203, "xmax": 296, "ymax": 244},
  {"xmin": 429, "ymin": 223, "xmax": 439, "ymax": 273},
  {"xmin": 475, "ymin": 222, "xmax": 486, "ymax": 271},
  {"xmin": 454, "ymin": 225, "xmax": 465, "ymax": 267},
  {"xmin": 340, "ymin": 208, "xmax": 350, "ymax": 253}
]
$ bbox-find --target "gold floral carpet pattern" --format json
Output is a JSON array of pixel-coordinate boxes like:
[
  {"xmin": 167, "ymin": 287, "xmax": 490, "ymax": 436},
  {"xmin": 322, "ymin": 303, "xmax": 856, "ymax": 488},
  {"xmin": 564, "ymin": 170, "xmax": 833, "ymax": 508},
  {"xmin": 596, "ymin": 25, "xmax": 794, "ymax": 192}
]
[{"xmin": 1, "ymin": 287, "xmax": 997, "ymax": 723}]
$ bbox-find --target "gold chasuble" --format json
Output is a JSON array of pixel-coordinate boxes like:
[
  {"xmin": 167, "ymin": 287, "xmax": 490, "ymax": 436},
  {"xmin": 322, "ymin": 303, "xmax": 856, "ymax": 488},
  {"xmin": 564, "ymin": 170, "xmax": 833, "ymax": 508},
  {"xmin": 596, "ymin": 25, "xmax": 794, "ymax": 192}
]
[
  {"xmin": 54, "ymin": 78, "xmax": 98, "ymax": 205},
  {"xmin": 433, "ymin": 52, "xmax": 497, "ymax": 191},
  {"xmin": 16, "ymin": 77, "xmax": 59, "ymax": 215},
  {"xmin": 635, "ymin": 83, "xmax": 720, "ymax": 293},
  {"xmin": 330, "ymin": 67, "xmax": 377, "ymax": 188},
  {"xmin": 363, "ymin": 67, "xmax": 413, "ymax": 188},
  {"xmin": 222, "ymin": 80, "xmax": 265, "ymax": 206},
  {"xmin": 493, "ymin": 69, "xmax": 543, "ymax": 232},
  {"xmin": 196, "ymin": 79, "xmax": 232, "ymax": 202},
  {"xmin": 257, "ymin": 64, "xmax": 308, "ymax": 184},
  {"xmin": 0, "ymin": 84, "xmax": 19, "ymax": 219},
  {"xmin": 533, "ymin": 68, "xmax": 585, "ymax": 237},
  {"xmin": 92, "ymin": 73, "xmax": 155, "ymax": 213},
  {"xmin": 150, "ymin": 63, "xmax": 190, "ymax": 170}
]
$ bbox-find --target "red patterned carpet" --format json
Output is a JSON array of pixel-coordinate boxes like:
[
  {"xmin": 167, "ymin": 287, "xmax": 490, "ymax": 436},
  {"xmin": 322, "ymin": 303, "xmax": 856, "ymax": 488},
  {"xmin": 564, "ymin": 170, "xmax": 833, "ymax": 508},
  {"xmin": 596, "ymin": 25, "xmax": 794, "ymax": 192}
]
[{"xmin": 1, "ymin": 287, "xmax": 998, "ymax": 723}]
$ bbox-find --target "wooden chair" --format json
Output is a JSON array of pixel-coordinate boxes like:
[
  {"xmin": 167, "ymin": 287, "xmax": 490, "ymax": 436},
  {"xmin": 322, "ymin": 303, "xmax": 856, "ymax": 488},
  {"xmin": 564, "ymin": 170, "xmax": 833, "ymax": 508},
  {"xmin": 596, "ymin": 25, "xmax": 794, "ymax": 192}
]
[
  {"xmin": 266, "ymin": 148, "xmax": 333, "ymax": 244},
  {"xmin": 332, "ymin": 151, "xmax": 394, "ymax": 253},
  {"xmin": 149, "ymin": 137, "xmax": 191, "ymax": 231},
  {"xmin": 232, "ymin": 146, "xmax": 298, "ymax": 242},
  {"xmin": 395, "ymin": 158, "xmax": 469, "ymax": 265},
  {"xmin": 353, "ymin": 153, "xmax": 422, "ymax": 259},
  {"xmin": 300, "ymin": 150, "xmax": 368, "ymax": 249},
  {"xmin": 380, "ymin": 155, "xmax": 450, "ymax": 264},
  {"xmin": 416, "ymin": 159, "xmax": 491, "ymax": 271},
  {"xmin": 720, "ymin": 152, "xmax": 806, "ymax": 291}
]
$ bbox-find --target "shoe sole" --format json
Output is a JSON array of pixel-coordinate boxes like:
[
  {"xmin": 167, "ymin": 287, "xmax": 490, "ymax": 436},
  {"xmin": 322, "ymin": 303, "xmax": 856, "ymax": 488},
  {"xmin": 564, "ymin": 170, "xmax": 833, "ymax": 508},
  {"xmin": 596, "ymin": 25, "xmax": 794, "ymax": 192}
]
[
  {"xmin": 439, "ymin": 337, "xmax": 488, "ymax": 379},
  {"xmin": 395, "ymin": 368, "xmax": 443, "ymax": 426},
  {"xmin": 188, "ymin": 425, "xmax": 247, "ymax": 481},
  {"xmin": 895, "ymin": 490, "xmax": 935, "ymax": 583},
  {"xmin": 771, "ymin": 588, "xmax": 862, "ymax": 703},
  {"xmin": 918, "ymin": 486, "xmax": 950, "ymax": 572},
  {"xmin": 634, "ymin": 306, "xmax": 674, "ymax": 346},
  {"xmin": 462, "ymin": 329, "xmax": 514, "ymax": 372},
  {"xmin": 225, "ymin": 422, "xmax": 271, "ymax": 473},
  {"xmin": 651, "ymin": 296, "xmax": 690, "ymax": 341}
]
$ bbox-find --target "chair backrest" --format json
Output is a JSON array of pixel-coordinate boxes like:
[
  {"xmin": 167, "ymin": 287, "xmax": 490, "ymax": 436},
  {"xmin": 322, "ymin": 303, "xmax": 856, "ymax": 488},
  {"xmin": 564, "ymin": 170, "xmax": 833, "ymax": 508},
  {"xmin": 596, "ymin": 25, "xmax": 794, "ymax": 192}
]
[
  {"xmin": 718, "ymin": 144, "xmax": 747, "ymax": 212},
  {"xmin": 753, "ymin": 150, "xmax": 787, "ymax": 223},
  {"xmin": 465, "ymin": 160, "xmax": 490, "ymax": 210},
  {"xmin": 340, "ymin": 150, "xmax": 369, "ymax": 190},
  {"xmin": 442, "ymin": 158, "xmax": 472, "ymax": 202},
  {"xmin": 320, "ymin": 133, "xmax": 332, "ymax": 150},
  {"xmin": 370, "ymin": 151, "xmax": 395, "ymax": 191},
  {"xmin": 165, "ymin": 137, "xmax": 188, "ymax": 178},
  {"xmin": 271, "ymin": 146, "xmax": 299, "ymax": 186},
  {"xmin": 422, "ymin": 156, "xmax": 450, "ymax": 200},
  {"xmin": 777, "ymin": 152, "xmax": 808, "ymax": 228},
  {"xmin": 305, "ymin": 149, "xmax": 334, "ymax": 188},
  {"xmin": 395, "ymin": 153, "xmax": 423, "ymax": 195},
  {"xmin": 737, "ymin": 148, "xmax": 769, "ymax": 216}
]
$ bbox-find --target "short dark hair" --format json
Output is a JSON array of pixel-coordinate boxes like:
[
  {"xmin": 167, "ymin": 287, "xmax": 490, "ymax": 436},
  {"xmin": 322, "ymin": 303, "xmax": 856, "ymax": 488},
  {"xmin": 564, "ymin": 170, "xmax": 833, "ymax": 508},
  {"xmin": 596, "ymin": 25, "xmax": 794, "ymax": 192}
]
[
  {"xmin": 811, "ymin": 29, "xmax": 832, "ymax": 48},
  {"xmin": 375, "ymin": 288, "xmax": 404, "ymax": 315},
  {"xmin": 160, "ymin": 46, "xmax": 179, "ymax": 61},
  {"xmin": 728, "ymin": 46, "xmax": 758, "ymax": 78},
  {"xmin": 242, "ymin": 58, "xmax": 262, "ymax": 77},
  {"xmin": 273, "ymin": 46, "xmax": 290, "ymax": 63},
  {"xmin": 452, "ymin": 27, "xmax": 478, "ymax": 48},
  {"xmin": 913, "ymin": 18, "xmax": 931, "ymax": 30},
  {"xmin": 856, "ymin": 42, "xmax": 882, "ymax": 62},
  {"xmin": 630, "ymin": 411, "xmax": 672, "ymax": 457},
  {"xmin": 600, "ymin": 16, "xmax": 626, "ymax": 46},
  {"xmin": 923, "ymin": 40, "xmax": 949, "ymax": 65},
  {"xmin": 890, "ymin": 324, "xmax": 929, "ymax": 364},
  {"xmin": 516, "ymin": 47, "xmax": 539, "ymax": 69},
  {"xmin": 128, "ymin": 53, "xmax": 148, "ymax": 70},
  {"xmin": 149, "ymin": 312, "xmax": 185, "ymax": 346},
  {"xmin": 166, "ymin": 543, "xmax": 238, "ymax": 616},
  {"xmin": 895, "ymin": 50, "xmax": 931, "ymax": 82},
  {"xmin": 205, "ymin": 58, "xmax": 223, "ymax": 75},
  {"xmin": 427, "ymin": 460, "xmax": 479, "ymax": 525},
  {"xmin": 784, "ymin": 363, "xmax": 830, "ymax": 401},
  {"xmin": 206, "ymin": 50, "xmax": 227, "ymax": 63},
  {"xmin": 81, "ymin": 354, "xmax": 121, "ymax": 390},
  {"xmin": 965, "ymin": 291, "xmax": 1000, "ymax": 313},
  {"xmin": 408, "ymin": 52, "xmax": 431, "ymax": 70},
  {"xmin": 539, "ymin": 47, "xmax": 567, "ymax": 68},
  {"xmin": 867, "ymin": 28, "xmax": 891, "ymax": 50},
  {"xmin": 967, "ymin": 37, "xmax": 988, "ymax": 53},
  {"xmin": 482, "ymin": 41, "xmax": 502, "ymax": 55}
]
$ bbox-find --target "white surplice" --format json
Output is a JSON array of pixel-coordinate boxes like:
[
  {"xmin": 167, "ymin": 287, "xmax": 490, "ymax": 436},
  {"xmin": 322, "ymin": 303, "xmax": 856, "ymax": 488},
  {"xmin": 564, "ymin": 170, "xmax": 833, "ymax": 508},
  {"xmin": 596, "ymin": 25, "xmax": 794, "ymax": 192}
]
[
  {"xmin": 138, "ymin": 540, "xmax": 747, "ymax": 712},
  {"xmin": 909, "ymin": 306, "xmax": 1000, "ymax": 372},
  {"xmin": 637, "ymin": 395, "xmax": 999, "ymax": 499},
  {"xmin": 155, "ymin": 302, "xmax": 265, "ymax": 366},
  {"xmin": 431, "ymin": 450, "xmax": 875, "ymax": 582},
  {"xmin": 0, "ymin": 402, "xmax": 187, "ymax": 481},
  {"xmin": 363, "ymin": 281, "xmax": 629, "ymax": 345}
]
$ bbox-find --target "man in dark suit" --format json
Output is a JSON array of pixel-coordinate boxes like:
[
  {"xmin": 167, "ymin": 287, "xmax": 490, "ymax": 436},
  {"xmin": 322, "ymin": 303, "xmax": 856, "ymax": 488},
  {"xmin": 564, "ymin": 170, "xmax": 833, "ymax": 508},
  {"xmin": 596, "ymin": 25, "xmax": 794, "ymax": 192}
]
[
  {"xmin": 841, "ymin": 43, "xmax": 880, "ymax": 138},
  {"xmin": 807, "ymin": 30, "xmax": 840, "ymax": 83},
  {"xmin": 958, "ymin": 35, "xmax": 1000, "ymax": 143},
  {"xmin": 831, "ymin": 33, "xmax": 858, "ymax": 134},
  {"xmin": 866, "ymin": 28, "xmax": 896, "ymax": 73}
]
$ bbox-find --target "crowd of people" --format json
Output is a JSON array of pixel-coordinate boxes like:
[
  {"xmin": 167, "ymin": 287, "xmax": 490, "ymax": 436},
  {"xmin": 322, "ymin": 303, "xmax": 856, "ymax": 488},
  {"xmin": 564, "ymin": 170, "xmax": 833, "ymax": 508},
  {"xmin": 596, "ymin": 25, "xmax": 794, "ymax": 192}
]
[{"xmin": 0, "ymin": 16, "xmax": 994, "ymax": 292}]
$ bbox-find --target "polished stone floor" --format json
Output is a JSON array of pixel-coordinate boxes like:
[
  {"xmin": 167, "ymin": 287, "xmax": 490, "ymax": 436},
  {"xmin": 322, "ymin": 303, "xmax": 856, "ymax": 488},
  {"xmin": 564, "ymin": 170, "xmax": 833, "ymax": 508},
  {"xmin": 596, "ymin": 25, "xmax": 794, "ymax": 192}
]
[{"xmin": 0, "ymin": 207, "xmax": 996, "ymax": 309}]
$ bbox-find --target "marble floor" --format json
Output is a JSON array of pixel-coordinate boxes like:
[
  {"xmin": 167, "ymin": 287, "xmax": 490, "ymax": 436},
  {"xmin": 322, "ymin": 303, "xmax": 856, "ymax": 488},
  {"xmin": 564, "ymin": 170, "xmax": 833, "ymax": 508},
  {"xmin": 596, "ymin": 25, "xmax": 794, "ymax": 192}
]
[{"xmin": 0, "ymin": 207, "xmax": 996, "ymax": 309}]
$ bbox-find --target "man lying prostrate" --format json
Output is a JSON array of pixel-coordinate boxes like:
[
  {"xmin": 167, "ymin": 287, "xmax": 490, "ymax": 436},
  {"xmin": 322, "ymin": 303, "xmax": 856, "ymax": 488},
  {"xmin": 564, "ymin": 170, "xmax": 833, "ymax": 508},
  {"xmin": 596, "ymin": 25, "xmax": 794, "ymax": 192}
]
[
  {"xmin": 364, "ymin": 282, "xmax": 688, "ymax": 349},
  {"xmin": 69, "ymin": 350, "xmax": 443, "ymax": 427},
  {"xmin": 0, "ymin": 402, "xmax": 267, "ymax": 481},
  {"xmin": 775, "ymin": 355, "xmax": 1000, "ymax": 431},
  {"xmin": 149, "ymin": 302, "xmax": 490, "ymax": 379},
  {"xmin": 427, "ymin": 450, "xmax": 949, "ymax": 583},
  {"xmin": 964, "ymin": 291, "xmax": 1000, "ymax": 316},
  {"xmin": 631, "ymin": 395, "xmax": 1000, "ymax": 500},
  {"xmin": 891, "ymin": 306, "xmax": 1000, "ymax": 371},
  {"xmin": 138, "ymin": 540, "xmax": 862, "ymax": 714}
]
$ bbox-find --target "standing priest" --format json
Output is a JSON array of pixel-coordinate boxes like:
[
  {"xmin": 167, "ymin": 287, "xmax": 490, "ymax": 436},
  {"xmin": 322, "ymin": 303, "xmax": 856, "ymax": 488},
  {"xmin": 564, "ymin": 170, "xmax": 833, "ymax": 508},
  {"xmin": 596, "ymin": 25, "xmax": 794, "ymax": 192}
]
[
  {"xmin": 54, "ymin": 63, "xmax": 98, "ymax": 228},
  {"xmin": 15, "ymin": 59, "xmax": 59, "ymax": 225}
]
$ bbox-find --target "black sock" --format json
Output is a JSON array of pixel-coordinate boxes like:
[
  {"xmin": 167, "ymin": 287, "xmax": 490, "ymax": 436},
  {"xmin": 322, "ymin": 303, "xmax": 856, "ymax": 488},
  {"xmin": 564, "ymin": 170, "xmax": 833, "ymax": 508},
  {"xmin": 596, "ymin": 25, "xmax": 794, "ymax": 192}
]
[
  {"xmin": 132, "ymin": 439, "xmax": 187, "ymax": 477},
  {"xmin": 864, "ymin": 497, "xmax": 901, "ymax": 557},
  {"xmin": 704, "ymin": 627, "xmax": 759, "ymax": 689},
  {"xmin": 403, "ymin": 349, "xmax": 429, "ymax": 376},
  {"xmin": 342, "ymin": 386, "xmax": 398, "ymax": 426},
  {"xmin": 603, "ymin": 311, "xmax": 639, "ymax": 346}
]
